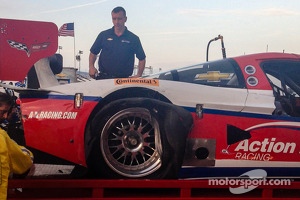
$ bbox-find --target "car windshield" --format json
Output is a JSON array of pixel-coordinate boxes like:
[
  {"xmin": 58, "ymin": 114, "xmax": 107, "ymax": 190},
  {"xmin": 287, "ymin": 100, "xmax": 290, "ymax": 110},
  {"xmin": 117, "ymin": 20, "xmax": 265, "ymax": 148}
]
[{"xmin": 145, "ymin": 59, "xmax": 245, "ymax": 88}]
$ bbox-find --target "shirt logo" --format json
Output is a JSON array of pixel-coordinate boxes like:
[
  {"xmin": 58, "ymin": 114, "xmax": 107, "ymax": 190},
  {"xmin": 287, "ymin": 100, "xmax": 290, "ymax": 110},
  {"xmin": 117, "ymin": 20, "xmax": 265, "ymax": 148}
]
[
  {"xmin": 107, "ymin": 38, "xmax": 113, "ymax": 41},
  {"xmin": 121, "ymin": 40, "xmax": 130, "ymax": 43}
]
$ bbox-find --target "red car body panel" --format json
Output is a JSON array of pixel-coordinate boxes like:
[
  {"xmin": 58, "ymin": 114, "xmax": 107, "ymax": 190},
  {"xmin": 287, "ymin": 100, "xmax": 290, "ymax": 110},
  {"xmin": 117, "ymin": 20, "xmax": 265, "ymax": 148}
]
[
  {"xmin": 190, "ymin": 113, "xmax": 300, "ymax": 163},
  {"xmin": 0, "ymin": 18, "xmax": 58, "ymax": 81},
  {"xmin": 234, "ymin": 53, "xmax": 300, "ymax": 90},
  {"xmin": 20, "ymin": 97, "xmax": 99, "ymax": 166}
]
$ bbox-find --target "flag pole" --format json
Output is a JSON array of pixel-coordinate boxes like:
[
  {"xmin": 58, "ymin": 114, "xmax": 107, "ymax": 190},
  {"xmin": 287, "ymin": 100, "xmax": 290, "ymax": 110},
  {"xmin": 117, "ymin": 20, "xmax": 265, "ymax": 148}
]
[{"xmin": 73, "ymin": 22, "xmax": 76, "ymax": 69}]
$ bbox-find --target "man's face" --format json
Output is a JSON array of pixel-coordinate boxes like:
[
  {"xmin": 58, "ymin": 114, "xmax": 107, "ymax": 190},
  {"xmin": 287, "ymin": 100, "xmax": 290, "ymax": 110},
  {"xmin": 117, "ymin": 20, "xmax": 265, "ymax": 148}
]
[
  {"xmin": 0, "ymin": 104, "xmax": 11, "ymax": 121},
  {"xmin": 112, "ymin": 11, "xmax": 127, "ymax": 30}
]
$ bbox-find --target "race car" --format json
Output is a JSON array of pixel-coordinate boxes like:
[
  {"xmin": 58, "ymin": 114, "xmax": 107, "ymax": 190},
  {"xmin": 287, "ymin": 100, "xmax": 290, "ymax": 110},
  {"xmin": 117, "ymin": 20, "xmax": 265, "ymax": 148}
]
[{"xmin": 1, "ymin": 18, "xmax": 300, "ymax": 179}]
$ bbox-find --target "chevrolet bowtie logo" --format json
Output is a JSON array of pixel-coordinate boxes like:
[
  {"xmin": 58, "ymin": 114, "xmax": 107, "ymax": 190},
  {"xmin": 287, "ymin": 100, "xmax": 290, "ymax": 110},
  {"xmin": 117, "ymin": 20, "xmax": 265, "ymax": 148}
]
[{"xmin": 195, "ymin": 71, "xmax": 232, "ymax": 82}]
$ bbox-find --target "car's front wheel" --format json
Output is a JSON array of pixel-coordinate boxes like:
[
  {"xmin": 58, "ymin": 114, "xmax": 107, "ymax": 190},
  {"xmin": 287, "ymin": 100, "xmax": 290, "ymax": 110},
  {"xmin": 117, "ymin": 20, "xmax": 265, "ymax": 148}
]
[
  {"xmin": 86, "ymin": 98, "xmax": 193, "ymax": 179},
  {"xmin": 101, "ymin": 107, "xmax": 162, "ymax": 178}
]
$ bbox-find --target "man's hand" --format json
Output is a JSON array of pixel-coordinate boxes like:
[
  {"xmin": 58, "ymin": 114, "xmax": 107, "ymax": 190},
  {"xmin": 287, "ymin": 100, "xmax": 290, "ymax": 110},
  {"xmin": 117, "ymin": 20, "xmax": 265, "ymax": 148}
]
[
  {"xmin": 129, "ymin": 75, "xmax": 142, "ymax": 78},
  {"xmin": 89, "ymin": 52, "xmax": 98, "ymax": 79},
  {"xmin": 89, "ymin": 66, "xmax": 98, "ymax": 79}
]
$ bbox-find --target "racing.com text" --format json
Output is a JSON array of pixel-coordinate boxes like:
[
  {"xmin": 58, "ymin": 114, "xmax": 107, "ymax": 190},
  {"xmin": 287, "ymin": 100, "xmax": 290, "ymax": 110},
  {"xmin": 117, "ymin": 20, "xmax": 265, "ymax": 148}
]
[{"xmin": 28, "ymin": 111, "xmax": 78, "ymax": 119}]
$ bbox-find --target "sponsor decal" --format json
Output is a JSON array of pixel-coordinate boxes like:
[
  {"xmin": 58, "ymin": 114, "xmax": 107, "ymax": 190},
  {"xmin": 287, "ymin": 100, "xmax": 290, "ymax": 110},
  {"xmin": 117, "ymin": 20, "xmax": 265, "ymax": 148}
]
[
  {"xmin": 28, "ymin": 111, "xmax": 78, "ymax": 119},
  {"xmin": 7, "ymin": 40, "xmax": 50, "ymax": 57},
  {"xmin": 224, "ymin": 122, "xmax": 300, "ymax": 161},
  {"xmin": 195, "ymin": 71, "xmax": 232, "ymax": 82},
  {"xmin": 209, "ymin": 169, "xmax": 292, "ymax": 194},
  {"xmin": 244, "ymin": 65, "xmax": 256, "ymax": 75},
  {"xmin": 234, "ymin": 138, "xmax": 296, "ymax": 161},
  {"xmin": 0, "ymin": 22, "xmax": 7, "ymax": 34},
  {"xmin": 246, "ymin": 76, "xmax": 258, "ymax": 86},
  {"xmin": 114, "ymin": 78, "xmax": 159, "ymax": 86}
]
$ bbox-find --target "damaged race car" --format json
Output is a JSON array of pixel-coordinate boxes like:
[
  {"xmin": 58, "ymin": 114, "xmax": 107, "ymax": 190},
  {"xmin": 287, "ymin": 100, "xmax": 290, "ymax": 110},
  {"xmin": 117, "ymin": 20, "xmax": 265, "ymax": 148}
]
[{"xmin": 1, "ymin": 18, "xmax": 300, "ymax": 179}]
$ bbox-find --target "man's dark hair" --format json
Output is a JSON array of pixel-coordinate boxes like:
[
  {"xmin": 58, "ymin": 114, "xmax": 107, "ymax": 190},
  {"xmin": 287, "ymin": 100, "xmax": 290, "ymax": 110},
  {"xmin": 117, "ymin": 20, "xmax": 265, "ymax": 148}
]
[
  {"xmin": 0, "ymin": 92, "xmax": 14, "ymax": 107},
  {"xmin": 112, "ymin": 6, "xmax": 126, "ymax": 16}
]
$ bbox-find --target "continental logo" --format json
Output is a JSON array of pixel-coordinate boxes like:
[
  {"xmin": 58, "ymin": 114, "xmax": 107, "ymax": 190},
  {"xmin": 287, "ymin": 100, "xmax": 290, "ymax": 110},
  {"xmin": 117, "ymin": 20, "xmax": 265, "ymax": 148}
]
[{"xmin": 114, "ymin": 78, "xmax": 159, "ymax": 86}]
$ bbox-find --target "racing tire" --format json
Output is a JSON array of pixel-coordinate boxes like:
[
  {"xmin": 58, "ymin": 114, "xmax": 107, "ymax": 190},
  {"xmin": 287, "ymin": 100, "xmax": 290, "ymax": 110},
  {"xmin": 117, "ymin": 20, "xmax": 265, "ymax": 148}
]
[{"xmin": 86, "ymin": 98, "xmax": 193, "ymax": 179}]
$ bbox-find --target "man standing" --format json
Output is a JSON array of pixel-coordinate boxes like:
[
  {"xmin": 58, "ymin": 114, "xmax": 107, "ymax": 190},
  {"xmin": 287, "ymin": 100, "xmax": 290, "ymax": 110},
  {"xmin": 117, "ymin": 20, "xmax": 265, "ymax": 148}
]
[{"xmin": 89, "ymin": 6, "xmax": 146, "ymax": 79}]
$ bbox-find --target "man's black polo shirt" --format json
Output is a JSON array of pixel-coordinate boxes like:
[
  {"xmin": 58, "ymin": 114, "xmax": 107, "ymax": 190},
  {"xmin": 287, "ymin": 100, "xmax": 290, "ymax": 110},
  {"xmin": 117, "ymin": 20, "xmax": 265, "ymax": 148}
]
[{"xmin": 90, "ymin": 27, "xmax": 146, "ymax": 77}]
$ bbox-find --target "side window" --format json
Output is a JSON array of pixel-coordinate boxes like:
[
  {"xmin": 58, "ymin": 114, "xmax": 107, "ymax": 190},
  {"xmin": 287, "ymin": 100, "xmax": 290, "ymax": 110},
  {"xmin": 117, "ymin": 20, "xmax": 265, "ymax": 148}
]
[
  {"xmin": 265, "ymin": 73, "xmax": 299, "ymax": 98},
  {"xmin": 176, "ymin": 59, "xmax": 245, "ymax": 88},
  {"xmin": 262, "ymin": 61, "xmax": 300, "ymax": 98},
  {"xmin": 262, "ymin": 60, "xmax": 300, "ymax": 116}
]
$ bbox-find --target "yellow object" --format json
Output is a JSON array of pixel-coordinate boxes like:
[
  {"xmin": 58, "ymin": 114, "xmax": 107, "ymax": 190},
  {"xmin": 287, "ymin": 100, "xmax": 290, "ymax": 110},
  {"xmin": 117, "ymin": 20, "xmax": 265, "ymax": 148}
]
[{"xmin": 0, "ymin": 128, "xmax": 33, "ymax": 199}]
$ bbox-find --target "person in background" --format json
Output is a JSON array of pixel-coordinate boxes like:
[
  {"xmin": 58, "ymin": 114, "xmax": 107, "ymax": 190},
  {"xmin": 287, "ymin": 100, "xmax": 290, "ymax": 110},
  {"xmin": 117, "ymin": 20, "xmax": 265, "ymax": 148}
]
[
  {"xmin": 89, "ymin": 6, "xmax": 146, "ymax": 79},
  {"xmin": 0, "ymin": 92, "xmax": 33, "ymax": 199}
]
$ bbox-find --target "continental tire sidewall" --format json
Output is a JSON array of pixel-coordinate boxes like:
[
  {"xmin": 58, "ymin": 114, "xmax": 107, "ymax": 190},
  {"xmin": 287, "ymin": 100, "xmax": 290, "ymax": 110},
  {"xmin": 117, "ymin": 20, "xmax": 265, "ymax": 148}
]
[{"xmin": 86, "ymin": 98, "xmax": 179, "ymax": 179}]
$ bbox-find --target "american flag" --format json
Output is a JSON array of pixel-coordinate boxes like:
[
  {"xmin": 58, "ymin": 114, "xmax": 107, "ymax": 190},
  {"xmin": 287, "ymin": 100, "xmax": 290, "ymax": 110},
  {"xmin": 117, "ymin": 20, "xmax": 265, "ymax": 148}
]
[{"xmin": 58, "ymin": 23, "xmax": 74, "ymax": 37}]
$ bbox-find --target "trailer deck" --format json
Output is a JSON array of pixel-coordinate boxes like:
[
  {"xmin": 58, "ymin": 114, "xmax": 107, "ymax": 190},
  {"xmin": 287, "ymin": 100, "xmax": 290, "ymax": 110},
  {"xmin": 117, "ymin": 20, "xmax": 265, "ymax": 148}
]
[
  {"xmin": 7, "ymin": 164, "xmax": 300, "ymax": 199},
  {"xmin": 8, "ymin": 178, "xmax": 300, "ymax": 199}
]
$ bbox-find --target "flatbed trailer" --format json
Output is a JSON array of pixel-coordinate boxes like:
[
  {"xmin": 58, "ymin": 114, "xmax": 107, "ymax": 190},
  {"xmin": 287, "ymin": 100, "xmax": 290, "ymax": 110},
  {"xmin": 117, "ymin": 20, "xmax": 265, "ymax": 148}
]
[{"xmin": 7, "ymin": 178, "xmax": 300, "ymax": 199}]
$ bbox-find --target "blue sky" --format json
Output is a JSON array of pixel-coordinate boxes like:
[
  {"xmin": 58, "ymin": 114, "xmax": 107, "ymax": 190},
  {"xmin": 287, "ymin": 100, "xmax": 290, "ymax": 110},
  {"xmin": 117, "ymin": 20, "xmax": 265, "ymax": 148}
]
[{"xmin": 1, "ymin": 0, "xmax": 300, "ymax": 73}]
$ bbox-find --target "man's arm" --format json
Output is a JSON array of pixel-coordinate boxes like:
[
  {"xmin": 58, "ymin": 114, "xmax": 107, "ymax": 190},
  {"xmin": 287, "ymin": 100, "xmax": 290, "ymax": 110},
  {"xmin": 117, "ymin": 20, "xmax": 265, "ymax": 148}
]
[
  {"xmin": 89, "ymin": 52, "xmax": 98, "ymax": 78},
  {"xmin": 131, "ymin": 59, "xmax": 146, "ymax": 78}
]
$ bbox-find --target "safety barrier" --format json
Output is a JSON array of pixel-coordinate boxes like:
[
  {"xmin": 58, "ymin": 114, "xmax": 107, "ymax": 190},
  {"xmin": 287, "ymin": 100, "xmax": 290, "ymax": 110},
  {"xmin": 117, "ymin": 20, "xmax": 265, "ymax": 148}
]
[{"xmin": 8, "ymin": 179, "xmax": 300, "ymax": 199}]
